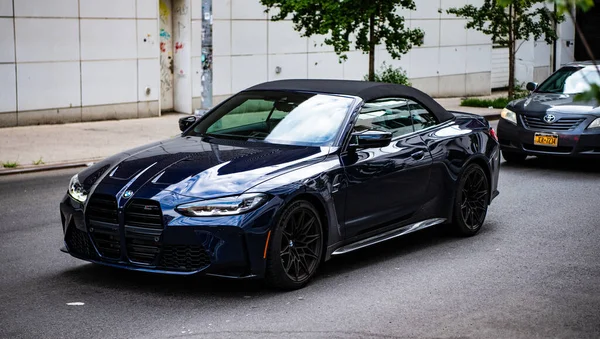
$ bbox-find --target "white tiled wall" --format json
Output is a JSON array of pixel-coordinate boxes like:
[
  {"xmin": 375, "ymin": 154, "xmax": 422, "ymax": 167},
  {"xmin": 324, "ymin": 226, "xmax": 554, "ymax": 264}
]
[
  {"xmin": 17, "ymin": 62, "xmax": 81, "ymax": 111},
  {"xmin": 82, "ymin": 60, "xmax": 138, "ymax": 106},
  {"xmin": 80, "ymin": 0, "xmax": 136, "ymax": 18},
  {"xmin": 0, "ymin": 0, "xmax": 13, "ymax": 16},
  {"xmin": 81, "ymin": 19, "xmax": 137, "ymax": 60},
  {"xmin": 211, "ymin": 0, "xmax": 500, "ymax": 98},
  {"xmin": 14, "ymin": 0, "xmax": 79, "ymax": 18},
  {"xmin": 0, "ymin": 0, "xmax": 159, "ymax": 126},
  {"xmin": 0, "ymin": 18, "xmax": 14, "ymax": 62},
  {"xmin": 15, "ymin": 18, "xmax": 80, "ymax": 62},
  {"xmin": 0, "ymin": 64, "xmax": 16, "ymax": 113}
]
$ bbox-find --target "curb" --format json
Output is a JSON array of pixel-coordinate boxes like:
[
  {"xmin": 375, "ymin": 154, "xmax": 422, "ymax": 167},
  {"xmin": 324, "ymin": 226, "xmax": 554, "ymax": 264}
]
[{"xmin": 0, "ymin": 159, "xmax": 102, "ymax": 176}]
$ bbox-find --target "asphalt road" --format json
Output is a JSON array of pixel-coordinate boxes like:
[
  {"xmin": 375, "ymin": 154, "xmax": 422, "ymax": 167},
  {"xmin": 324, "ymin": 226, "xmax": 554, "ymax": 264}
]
[{"xmin": 1, "ymin": 153, "xmax": 600, "ymax": 338}]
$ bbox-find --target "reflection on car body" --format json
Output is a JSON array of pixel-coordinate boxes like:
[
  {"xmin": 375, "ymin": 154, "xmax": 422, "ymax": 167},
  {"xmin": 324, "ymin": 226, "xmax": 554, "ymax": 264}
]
[{"xmin": 60, "ymin": 79, "xmax": 500, "ymax": 290}]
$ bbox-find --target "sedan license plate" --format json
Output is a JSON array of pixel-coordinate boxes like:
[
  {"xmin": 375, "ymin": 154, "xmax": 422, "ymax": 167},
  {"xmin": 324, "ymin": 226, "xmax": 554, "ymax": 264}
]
[{"xmin": 533, "ymin": 133, "xmax": 558, "ymax": 147}]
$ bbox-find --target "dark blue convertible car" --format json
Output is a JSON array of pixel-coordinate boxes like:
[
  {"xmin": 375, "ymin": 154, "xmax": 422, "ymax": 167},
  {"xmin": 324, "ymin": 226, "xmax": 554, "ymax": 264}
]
[{"xmin": 60, "ymin": 80, "xmax": 500, "ymax": 289}]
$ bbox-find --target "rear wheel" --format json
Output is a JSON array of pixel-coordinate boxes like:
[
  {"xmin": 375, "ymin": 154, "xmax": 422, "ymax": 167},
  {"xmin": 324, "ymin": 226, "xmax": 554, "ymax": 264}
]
[
  {"xmin": 452, "ymin": 164, "xmax": 489, "ymax": 236},
  {"xmin": 265, "ymin": 200, "xmax": 323, "ymax": 290},
  {"xmin": 502, "ymin": 150, "xmax": 527, "ymax": 164}
]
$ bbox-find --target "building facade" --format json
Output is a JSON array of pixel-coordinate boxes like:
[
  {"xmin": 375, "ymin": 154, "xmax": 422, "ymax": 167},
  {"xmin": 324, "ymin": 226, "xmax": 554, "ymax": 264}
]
[{"xmin": 0, "ymin": 0, "xmax": 577, "ymax": 127}]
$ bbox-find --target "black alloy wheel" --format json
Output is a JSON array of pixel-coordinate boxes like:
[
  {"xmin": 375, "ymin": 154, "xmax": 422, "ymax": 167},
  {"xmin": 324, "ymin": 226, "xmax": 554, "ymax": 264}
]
[
  {"xmin": 266, "ymin": 200, "xmax": 323, "ymax": 290},
  {"xmin": 453, "ymin": 164, "xmax": 489, "ymax": 236}
]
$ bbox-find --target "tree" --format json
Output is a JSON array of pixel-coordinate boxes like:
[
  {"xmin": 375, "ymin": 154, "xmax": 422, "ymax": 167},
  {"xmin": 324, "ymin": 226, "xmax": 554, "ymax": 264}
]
[
  {"xmin": 259, "ymin": 0, "xmax": 424, "ymax": 81},
  {"xmin": 446, "ymin": 0, "xmax": 563, "ymax": 99}
]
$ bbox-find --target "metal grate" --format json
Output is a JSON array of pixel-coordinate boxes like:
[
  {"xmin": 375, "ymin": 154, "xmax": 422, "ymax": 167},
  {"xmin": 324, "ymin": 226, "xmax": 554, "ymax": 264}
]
[
  {"xmin": 87, "ymin": 194, "xmax": 121, "ymax": 259},
  {"xmin": 522, "ymin": 116, "xmax": 585, "ymax": 131},
  {"xmin": 125, "ymin": 199, "xmax": 164, "ymax": 265},
  {"xmin": 125, "ymin": 200, "xmax": 163, "ymax": 229},
  {"xmin": 159, "ymin": 245, "xmax": 211, "ymax": 271},
  {"xmin": 65, "ymin": 226, "xmax": 94, "ymax": 258}
]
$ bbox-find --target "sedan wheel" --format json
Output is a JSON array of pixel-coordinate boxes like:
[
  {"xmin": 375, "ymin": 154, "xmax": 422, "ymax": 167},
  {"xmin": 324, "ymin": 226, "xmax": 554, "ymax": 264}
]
[
  {"xmin": 453, "ymin": 164, "xmax": 489, "ymax": 236},
  {"xmin": 266, "ymin": 200, "xmax": 323, "ymax": 290}
]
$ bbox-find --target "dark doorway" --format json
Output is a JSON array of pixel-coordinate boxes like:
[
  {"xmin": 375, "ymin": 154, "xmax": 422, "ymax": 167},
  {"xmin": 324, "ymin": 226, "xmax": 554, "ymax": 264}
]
[{"xmin": 575, "ymin": 1, "xmax": 600, "ymax": 61}]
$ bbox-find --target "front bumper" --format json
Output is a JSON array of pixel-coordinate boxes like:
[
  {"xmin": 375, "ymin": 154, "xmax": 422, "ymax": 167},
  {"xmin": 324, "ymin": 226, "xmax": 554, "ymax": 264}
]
[
  {"xmin": 59, "ymin": 194, "xmax": 276, "ymax": 278},
  {"xmin": 497, "ymin": 118, "xmax": 600, "ymax": 158}
]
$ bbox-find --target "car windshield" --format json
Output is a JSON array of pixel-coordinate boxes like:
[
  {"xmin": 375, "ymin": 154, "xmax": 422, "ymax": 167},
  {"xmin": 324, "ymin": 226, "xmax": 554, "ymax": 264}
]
[
  {"xmin": 536, "ymin": 66, "xmax": 600, "ymax": 94},
  {"xmin": 187, "ymin": 91, "xmax": 355, "ymax": 147}
]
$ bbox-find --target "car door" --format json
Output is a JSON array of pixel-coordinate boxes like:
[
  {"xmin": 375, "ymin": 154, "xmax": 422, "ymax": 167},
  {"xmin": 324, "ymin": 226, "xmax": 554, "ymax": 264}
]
[{"xmin": 341, "ymin": 98, "xmax": 433, "ymax": 239}]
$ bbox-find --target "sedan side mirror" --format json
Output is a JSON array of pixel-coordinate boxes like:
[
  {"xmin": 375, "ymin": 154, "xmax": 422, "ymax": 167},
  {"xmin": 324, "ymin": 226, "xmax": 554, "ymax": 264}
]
[
  {"xmin": 179, "ymin": 116, "xmax": 198, "ymax": 132},
  {"xmin": 349, "ymin": 130, "xmax": 392, "ymax": 149},
  {"xmin": 526, "ymin": 82, "xmax": 538, "ymax": 91}
]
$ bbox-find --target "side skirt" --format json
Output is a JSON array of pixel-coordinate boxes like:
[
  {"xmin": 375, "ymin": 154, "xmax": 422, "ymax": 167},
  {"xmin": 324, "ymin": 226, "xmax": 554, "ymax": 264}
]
[{"xmin": 331, "ymin": 218, "xmax": 447, "ymax": 256}]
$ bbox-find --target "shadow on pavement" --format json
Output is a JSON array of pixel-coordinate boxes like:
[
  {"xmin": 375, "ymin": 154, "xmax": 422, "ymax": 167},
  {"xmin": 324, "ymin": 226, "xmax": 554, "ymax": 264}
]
[{"xmin": 55, "ymin": 222, "xmax": 496, "ymax": 297}]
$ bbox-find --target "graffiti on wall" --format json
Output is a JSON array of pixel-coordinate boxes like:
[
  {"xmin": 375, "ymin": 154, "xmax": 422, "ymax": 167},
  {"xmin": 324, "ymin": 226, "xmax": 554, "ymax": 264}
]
[
  {"xmin": 159, "ymin": 0, "xmax": 174, "ymax": 111},
  {"xmin": 159, "ymin": 0, "xmax": 169, "ymax": 24}
]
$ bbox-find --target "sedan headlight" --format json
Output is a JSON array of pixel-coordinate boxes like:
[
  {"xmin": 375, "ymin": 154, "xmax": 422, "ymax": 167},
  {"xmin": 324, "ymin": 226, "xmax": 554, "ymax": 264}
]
[
  {"xmin": 587, "ymin": 117, "xmax": 600, "ymax": 129},
  {"xmin": 68, "ymin": 174, "xmax": 88, "ymax": 203},
  {"xmin": 175, "ymin": 193, "xmax": 268, "ymax": 217},
  {"xmin": 500, "ymin": 108, "xmax": 517, "ymax": 125}
]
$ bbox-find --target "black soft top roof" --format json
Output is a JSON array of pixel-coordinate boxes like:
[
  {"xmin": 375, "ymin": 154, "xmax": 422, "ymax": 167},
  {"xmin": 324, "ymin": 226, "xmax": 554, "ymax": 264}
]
[{"xmin": 245, "ymin": 79, "xmax": 454, "ymax": 122}]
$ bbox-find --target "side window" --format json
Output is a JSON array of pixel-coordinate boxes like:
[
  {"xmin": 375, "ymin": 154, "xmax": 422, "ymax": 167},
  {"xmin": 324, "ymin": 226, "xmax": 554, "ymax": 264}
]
[
  {"xmin": 408, "ymin": 100, "xmax": 438, "ymax": 131},
  {"xmin": 355, "ymin": 98, "xmax": 415, "ymax": 137}
]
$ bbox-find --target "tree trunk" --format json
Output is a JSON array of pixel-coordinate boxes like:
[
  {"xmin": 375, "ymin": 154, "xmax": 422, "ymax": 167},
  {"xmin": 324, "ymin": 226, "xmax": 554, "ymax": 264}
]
[
  {"xmin": 368, "ymin": 12, "xmax": 376, "ymax": 81},
  {"xmin": 508, "ymin": 4, "xmax": 515, "ymax": 99}
]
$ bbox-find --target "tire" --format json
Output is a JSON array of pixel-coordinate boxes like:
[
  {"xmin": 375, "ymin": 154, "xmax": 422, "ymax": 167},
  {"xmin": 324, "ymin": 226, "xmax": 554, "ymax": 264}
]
[
  {"xmin": 452, "ymin": 164, "xmax": 490, "ymax": 236},
  {"xmin": 502, "ymin": 150, "xmax": 527, "ymax": 164},
  {"xmin": 265, "ymin": 200, "xmax": 324, "ymax": 290}
]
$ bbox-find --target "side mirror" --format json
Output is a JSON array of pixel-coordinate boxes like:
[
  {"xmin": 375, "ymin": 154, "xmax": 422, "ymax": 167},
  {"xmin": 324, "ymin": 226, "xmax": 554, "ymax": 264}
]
[
  {"xmin": 179, "ymin": 116, "xmax": 198, "ymax": 132},
  {"xmin": 349, "ymin": 130, "xmax": 392, "ymax": 149},
  {"xmin": 526, "ymin": 82, "xmax": 538, "ymax": 91}
]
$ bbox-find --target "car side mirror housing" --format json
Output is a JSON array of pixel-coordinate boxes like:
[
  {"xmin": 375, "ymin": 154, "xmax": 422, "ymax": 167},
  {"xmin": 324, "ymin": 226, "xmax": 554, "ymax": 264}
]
[
  {"xmin": 526, "ymin": 82, "xmax": 538, "ymax": 91},
  {"xmin": 349, "ymin": 130, "xmax": 392, "ymax": 149},
  {"xmin": 179, "ymin": 116, "xmax": 198, "ymax": 132}
]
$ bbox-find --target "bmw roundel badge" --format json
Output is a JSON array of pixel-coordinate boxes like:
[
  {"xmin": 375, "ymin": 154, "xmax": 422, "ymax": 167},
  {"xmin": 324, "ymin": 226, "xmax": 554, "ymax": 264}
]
[{"xmin": 122, "ymin": 190, "xmax": 134, "ymax": 199}]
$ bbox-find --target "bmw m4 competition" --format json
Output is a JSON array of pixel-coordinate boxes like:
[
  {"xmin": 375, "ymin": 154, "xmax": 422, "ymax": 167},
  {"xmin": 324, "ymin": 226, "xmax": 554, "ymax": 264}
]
[
  {"xmin": 60, "ymin": 80, "xmax": 500, "ymax": 290},
  {"xmin": 498, "ymin": 61, "xmax": 600, "ymax": 162}
]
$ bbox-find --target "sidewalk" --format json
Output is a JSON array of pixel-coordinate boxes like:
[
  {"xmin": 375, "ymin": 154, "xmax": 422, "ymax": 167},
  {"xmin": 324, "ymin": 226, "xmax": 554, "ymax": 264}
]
[{"xmin": 0, "ymin": 96, "xmax": 502, "ymax": 175}]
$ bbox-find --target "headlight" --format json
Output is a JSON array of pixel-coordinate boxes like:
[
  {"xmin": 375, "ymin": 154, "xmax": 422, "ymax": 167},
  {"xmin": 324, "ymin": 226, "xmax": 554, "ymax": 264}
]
[
  {"xmin": 68, "ymin": 174, "xmax": 88, "ymax": 203},
  {"xmin": 500, "ymin": 108, "xmax": 517, "ymax": 125},
  {"xmin": 587, "ymin": 117, "xmax": 600, "ymax": 129},
  {"xmin": 175, "ymin": 193, "xmax": 268, "ymax": 217}
]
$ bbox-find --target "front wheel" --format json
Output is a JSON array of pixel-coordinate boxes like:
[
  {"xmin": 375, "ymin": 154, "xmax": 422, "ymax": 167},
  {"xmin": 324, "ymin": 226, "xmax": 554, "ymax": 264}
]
[
  {"xmin": 265, "ymin": 200, "xmax": 324, "ymax": 290},
  {"xmin": 452, "ymin": 164, "xmax": 489, "ymax": 236}
]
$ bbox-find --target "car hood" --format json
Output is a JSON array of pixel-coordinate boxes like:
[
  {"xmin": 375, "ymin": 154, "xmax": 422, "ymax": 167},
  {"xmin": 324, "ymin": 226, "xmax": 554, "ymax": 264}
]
[
  {"xmin": 509, "ymin": 92, "xmax": 600, "ymax": 115},
  {"xmin": 78, "ymin": 136, "xmax": 329, "ymax": 200}
]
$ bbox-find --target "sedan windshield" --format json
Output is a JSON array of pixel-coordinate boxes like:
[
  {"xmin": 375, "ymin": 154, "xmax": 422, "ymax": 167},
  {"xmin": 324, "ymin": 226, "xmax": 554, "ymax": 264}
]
[
  {"xmin": 537, "ymin": 66, "xmax": 600, "ymax": 94},
  {"xmin": 187, "ymin": 91, "xmax": 355, "ymax": 147}
]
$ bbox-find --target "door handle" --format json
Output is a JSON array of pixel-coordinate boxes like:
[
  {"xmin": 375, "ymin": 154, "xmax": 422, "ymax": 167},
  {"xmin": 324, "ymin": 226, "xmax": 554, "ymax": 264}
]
[{"xmin": 411, "ymin": 151, "xmax": 425, "ymax": 160}]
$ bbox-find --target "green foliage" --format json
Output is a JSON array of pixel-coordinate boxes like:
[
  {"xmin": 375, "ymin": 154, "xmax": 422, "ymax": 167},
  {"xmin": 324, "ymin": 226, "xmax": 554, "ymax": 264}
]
[
  {"xmin": 446, "ymin": 0, "xmax": 563, "ymax": 47},
  {"xmin": 364, "ymin": 62, "xmax": 411, "ymax": 85},
  {"xmin": 32, "ymin": 157, "xmax": 45, "ymax": 166},
  {"xmin": 260, "ymin": 0, "xmax": 424, "ymax": 77},
  {"xmin": 574, "ymin": 83, "xmax": 600, "ymax": 102},
  {"xmin": 461, "ymin": 97, "xmax": 511, "ymax": 109},
  {"xmin": 2, "ymin": 161, "xmax": 19, "ymax": 168},
  {"xmin": 512, "ymin": 81, "xmax": 530, "ymax": 99}
]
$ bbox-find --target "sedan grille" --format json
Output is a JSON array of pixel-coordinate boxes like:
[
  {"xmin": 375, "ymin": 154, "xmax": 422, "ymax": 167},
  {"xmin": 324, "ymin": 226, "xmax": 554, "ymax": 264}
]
[
  {"xmin": 87, "ymin": 194, "xmax": 121, "ymax": 259},
  {"xmin": 522, "ymin": 116, "xmax": 585, "ymax": 131},
  {"xmin": 124, "ymin": 199, "xmax": 164, "ymax": 265},
  {"xmin": 159, "ymin": 245, "xmax": 211, "ymax": 271}
]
